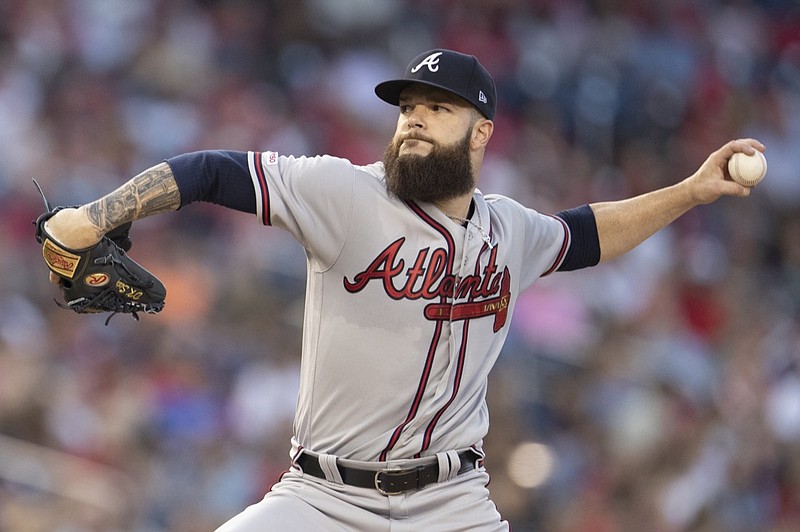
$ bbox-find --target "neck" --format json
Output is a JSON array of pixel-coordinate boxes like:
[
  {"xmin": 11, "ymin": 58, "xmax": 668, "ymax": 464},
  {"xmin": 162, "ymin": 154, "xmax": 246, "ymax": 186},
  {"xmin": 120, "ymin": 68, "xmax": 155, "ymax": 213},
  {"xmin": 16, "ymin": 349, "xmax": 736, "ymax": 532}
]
[{"xmin": 435, "ymin": 193, "xmax": 474, "ymax": 221}]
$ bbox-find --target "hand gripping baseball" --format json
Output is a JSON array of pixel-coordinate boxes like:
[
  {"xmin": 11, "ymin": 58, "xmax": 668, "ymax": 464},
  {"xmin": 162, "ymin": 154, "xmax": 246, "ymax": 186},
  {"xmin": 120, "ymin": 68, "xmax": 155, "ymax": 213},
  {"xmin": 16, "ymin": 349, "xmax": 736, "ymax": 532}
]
[
  {"xmin": 686, "ymin": 138, "xmax": 765, "ymax": 204},
  {"xmin": 33, "ymin": 179, "xmax": 166, "ymax": 324}
]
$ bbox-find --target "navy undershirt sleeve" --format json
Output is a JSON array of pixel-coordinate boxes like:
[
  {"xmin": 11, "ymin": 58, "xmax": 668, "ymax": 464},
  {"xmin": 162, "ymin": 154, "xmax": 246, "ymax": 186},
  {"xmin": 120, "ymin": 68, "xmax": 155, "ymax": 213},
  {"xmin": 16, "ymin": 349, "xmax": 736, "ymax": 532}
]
[
  {"xmin": 165, "ymin": 150, "xmax": 256, "ymax": 213},
  {"xmin": 554, "ymin": 204, "xmax": 601, "ymax": 271}
]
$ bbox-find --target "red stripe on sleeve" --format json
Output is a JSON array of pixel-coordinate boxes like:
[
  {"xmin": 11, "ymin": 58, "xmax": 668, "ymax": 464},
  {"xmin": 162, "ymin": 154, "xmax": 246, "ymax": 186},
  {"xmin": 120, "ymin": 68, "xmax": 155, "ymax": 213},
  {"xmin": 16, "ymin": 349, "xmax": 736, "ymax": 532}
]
[
  {"xmin": 541, "ymin": 215, "xmax": 570, "ymax": 277},
  {"xmin": 252, "ymin": 151, "xmax": 271, "ymax": 225}
]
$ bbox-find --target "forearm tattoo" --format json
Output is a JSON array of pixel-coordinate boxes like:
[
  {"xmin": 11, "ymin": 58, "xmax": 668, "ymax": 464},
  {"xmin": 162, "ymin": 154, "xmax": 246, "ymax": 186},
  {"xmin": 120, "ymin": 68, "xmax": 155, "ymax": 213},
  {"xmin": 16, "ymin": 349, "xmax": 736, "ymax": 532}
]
[{"xmin": 86, "ymin": 162, "xmax": 181, "ymax": 233}]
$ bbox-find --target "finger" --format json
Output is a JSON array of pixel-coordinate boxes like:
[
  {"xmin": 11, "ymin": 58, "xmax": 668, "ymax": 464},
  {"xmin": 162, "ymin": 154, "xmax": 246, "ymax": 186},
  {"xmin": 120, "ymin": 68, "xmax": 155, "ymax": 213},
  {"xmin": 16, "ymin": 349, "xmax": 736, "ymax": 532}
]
[
  {"xmin": 721, "ymin": 179, "xmax": 752, "ymax": 197},
  {"xmin": 49, "ymin": 272, "xmax": 60, "ymax": 285},
  {"xmin": 728, "ymin": 138, "xmax": 766, "ymax": 156}
]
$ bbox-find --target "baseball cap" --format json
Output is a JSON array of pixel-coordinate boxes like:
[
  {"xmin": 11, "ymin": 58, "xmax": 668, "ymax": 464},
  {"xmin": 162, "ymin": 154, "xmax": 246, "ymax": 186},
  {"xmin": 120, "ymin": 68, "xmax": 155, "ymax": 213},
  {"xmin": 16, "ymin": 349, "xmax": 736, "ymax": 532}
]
[{"xmin": 375, "ymin": 49, "xmax": 497, "ymax": 120}]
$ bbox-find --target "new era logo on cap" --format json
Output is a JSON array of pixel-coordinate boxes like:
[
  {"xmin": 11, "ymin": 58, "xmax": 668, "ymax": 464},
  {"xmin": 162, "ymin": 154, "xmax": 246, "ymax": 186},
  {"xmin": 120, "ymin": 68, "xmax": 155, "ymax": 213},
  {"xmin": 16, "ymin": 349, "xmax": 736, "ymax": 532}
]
[{"xmin": 375, "ymin": 49, "xmax": 497, "ymax": 120}]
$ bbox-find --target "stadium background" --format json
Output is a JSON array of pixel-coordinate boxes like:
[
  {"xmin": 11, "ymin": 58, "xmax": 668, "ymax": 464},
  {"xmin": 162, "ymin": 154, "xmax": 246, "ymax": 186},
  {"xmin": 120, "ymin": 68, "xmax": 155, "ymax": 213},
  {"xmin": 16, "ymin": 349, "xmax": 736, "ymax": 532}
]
[{"xmin": 1, "ymin": 0, "xmax": 799, "ymax": 530}]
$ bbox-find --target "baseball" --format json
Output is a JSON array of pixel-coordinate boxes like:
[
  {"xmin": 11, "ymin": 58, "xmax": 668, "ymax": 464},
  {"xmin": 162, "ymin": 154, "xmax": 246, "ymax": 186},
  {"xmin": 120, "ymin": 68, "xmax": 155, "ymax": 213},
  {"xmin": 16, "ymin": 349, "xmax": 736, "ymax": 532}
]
[{"xmin": 728, "ymin": 150, "xmax": 767, "ymax": 187}]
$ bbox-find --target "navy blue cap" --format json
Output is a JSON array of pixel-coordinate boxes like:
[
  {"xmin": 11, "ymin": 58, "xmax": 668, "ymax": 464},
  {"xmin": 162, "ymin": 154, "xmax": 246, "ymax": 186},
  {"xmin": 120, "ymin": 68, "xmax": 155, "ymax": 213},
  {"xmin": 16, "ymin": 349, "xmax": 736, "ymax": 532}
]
[{"xmin": 375, "ymin": 49, "xmax": 496, "ymax": 120}]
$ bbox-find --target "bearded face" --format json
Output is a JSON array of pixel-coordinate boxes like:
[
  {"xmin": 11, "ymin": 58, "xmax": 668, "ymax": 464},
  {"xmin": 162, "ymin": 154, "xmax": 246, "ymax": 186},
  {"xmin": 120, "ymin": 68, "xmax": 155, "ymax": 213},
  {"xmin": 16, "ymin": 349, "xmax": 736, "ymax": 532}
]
[{"xmin": 382, "ymin": 128, "xmax": 474, "ymax": 203}]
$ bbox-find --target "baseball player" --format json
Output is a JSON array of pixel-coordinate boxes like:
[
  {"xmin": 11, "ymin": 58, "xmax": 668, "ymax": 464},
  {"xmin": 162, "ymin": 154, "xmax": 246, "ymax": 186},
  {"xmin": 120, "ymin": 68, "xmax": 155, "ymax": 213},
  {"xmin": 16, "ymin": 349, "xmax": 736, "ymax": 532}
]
[{"xmin": 42, "ymin": 49, "xmax": 763, "ymax": 530}]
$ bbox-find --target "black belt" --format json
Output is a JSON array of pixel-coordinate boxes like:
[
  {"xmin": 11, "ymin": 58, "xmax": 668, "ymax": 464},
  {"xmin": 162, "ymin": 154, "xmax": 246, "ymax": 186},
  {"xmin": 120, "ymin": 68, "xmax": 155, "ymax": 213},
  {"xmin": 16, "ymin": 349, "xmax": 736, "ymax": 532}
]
[{"xmin": 295, "ymin": 450, "xmax": 480, "ymax": 496}]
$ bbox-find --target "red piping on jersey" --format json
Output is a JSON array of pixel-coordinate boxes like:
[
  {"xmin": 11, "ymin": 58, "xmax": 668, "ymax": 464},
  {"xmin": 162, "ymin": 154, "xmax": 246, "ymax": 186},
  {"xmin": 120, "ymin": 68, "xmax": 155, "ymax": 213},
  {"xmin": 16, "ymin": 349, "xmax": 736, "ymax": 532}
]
[
  {"xmin": 381, "ymin": 319, "xmax": 446, "ymax": 461},
  {"xmin": 291, "ymin": 445, "xmax": 304, "ymax": 464},
  {"xmin": 252, "ymin": 151, "xmax": 271, "ymax": 226},
  {"xmin": 417, "ymin": 242, "xmax": 489, "ymax": 456},
  {"xmin": 541, "ymin": 214, "xmax": 570, "ymax": 276},
  {"xmin": 417, "ymin": 319, "xmax": 470, "ymax": 456},
  {"xmin": 379, "ymin": 201, "xmax": 455, "ymax": 461}
]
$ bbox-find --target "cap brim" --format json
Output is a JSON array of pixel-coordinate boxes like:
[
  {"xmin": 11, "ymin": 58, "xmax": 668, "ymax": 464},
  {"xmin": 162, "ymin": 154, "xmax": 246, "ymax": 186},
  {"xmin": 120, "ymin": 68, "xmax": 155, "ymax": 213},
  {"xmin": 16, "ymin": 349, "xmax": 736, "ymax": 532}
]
[{"xmin": 374, "ymin": 79, "xmax": 468, "ymax": 107}]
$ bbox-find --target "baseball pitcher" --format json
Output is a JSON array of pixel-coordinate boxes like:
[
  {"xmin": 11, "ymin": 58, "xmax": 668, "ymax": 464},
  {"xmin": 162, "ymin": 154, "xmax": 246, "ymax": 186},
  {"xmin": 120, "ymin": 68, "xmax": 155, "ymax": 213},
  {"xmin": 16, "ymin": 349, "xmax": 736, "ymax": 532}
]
[{"xmin": 38, "ymin": 49, "xmax": 763, "ymax": 530}]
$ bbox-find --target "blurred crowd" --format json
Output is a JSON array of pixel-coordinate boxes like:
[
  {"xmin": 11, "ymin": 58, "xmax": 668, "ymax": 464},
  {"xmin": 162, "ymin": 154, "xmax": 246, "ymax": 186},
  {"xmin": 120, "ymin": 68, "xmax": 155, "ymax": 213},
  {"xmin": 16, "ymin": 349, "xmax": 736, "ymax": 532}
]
[{"xmin": 1, "ymin": 0, "xmax": 799, "ymax": 530}]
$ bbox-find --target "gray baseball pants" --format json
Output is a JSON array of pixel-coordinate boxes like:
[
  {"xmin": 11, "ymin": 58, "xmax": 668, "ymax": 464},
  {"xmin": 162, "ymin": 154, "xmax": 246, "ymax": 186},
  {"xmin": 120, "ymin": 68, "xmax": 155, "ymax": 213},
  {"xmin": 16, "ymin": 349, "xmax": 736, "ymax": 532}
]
[{"xmin": 215, "ymin": 452, "xmax": 509, "ymax": 531}]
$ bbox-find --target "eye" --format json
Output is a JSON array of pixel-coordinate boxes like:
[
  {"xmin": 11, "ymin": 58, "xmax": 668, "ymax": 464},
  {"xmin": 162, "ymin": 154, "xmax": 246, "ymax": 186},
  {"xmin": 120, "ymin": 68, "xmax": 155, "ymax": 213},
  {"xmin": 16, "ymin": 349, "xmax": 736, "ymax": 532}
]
[{"xmin": 399, "ymin": 104, "xmax": 412, "ymax": 114}]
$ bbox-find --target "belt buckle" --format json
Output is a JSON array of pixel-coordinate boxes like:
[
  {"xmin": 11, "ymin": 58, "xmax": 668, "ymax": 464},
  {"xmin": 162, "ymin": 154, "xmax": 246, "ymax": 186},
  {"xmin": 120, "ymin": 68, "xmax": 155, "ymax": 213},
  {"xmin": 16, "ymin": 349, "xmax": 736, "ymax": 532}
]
[{"xmin": 374, "ymin": 468, "xmax": 404, "ymax": 496}]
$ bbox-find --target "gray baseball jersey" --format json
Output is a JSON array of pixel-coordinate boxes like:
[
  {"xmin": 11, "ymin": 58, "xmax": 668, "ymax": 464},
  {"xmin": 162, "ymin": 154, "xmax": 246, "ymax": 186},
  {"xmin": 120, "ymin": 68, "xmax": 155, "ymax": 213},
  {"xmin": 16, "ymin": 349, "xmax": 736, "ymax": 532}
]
[{"xmin": 245, "ymin": 150, "xmax": 569, "ymax": 462}]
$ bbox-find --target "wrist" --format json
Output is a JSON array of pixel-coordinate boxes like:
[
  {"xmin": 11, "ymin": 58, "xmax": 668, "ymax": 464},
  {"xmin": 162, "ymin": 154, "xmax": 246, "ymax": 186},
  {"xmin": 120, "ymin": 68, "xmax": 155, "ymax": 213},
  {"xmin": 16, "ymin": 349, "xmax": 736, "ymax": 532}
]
[
  {"xmin": 44, "ymin": 208, "xmax": 103, "ymax": 250},
  {"xmin": 677, "ymin": 177, "xmax": 702, "ymax": 207}
]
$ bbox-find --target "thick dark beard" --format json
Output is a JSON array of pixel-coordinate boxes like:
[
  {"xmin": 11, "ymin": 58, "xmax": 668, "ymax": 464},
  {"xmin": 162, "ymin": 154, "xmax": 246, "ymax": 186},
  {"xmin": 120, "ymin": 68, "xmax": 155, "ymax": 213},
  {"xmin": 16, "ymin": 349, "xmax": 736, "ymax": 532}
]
[{"xmin": 383, "ymin": 130, "xmax": 474, "ymax": 203}]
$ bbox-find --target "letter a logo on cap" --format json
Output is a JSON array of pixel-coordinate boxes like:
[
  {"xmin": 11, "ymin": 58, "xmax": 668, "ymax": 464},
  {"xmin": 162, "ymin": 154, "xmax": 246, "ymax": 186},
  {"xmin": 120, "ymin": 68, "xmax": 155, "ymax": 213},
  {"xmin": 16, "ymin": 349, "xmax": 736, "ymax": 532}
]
[{"xmin": 411, "ymin": 52, "xmax": 443, "ymax": 73}]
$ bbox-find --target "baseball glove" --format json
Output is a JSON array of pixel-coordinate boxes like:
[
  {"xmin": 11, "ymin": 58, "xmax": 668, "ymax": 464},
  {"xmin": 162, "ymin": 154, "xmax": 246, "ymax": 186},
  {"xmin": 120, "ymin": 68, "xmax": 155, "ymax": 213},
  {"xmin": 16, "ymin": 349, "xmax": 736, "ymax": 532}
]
[{"xmin": 33, "ymin": 179, "xmax": 166, "ymax": 324}]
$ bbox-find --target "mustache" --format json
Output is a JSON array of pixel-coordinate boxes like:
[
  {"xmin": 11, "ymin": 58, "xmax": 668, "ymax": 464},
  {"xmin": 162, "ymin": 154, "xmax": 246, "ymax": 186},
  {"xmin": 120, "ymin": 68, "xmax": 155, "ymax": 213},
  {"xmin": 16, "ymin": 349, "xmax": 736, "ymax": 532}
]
[{"xmin": 398, "ymin": 133, "xmax": 436, "ymax": 145}]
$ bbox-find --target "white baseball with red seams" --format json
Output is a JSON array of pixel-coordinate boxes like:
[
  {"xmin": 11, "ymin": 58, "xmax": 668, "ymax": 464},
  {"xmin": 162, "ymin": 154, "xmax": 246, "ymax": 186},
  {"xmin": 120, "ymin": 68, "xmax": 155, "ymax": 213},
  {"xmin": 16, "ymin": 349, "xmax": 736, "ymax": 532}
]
[{"xmin": 728, "ymin": 150, "xmax": 767, "ymax": 187}]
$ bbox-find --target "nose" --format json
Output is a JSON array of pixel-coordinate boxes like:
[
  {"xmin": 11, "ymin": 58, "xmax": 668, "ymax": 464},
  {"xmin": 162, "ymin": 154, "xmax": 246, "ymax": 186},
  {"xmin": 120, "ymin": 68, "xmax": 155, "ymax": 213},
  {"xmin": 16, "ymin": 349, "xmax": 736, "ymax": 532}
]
[{"xmin": 404, "ymin": 105, "xmax": 426, "ymax": 129}]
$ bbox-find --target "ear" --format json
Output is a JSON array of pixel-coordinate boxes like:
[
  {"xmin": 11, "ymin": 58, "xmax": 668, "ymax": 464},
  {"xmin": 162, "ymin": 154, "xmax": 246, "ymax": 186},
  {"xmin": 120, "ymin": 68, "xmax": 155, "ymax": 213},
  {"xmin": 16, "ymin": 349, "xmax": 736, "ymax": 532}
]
[{"xmin": 471, "ymin": 118, "xmax": 494, "ymax": 150}]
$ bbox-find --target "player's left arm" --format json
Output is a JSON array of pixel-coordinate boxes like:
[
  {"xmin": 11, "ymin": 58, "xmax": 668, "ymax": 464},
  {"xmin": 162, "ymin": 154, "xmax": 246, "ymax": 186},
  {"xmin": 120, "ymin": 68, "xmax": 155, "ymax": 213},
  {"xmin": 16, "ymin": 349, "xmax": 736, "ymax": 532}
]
[{"xmin": 590, "ymin": 138, "xmax": 764, "ymax": 263}]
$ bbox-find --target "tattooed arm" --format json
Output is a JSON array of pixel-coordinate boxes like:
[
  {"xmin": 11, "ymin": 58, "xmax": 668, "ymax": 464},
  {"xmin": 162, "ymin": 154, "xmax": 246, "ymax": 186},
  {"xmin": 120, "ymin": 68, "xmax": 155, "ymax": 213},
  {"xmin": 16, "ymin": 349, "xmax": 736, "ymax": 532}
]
[{"xmin": 44, "ymin": 162, "xmax": 181, "ymax": 250}]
